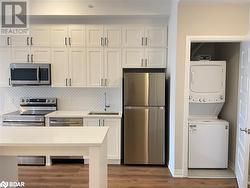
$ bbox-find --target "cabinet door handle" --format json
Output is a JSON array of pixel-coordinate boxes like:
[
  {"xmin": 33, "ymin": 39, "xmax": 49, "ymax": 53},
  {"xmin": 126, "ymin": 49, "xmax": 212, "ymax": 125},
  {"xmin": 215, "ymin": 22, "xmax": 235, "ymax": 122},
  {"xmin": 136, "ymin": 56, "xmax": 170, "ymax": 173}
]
[
  {"xmin": 145, "ymin": 59, "xmax": 148, "ymax": 67},
  {"xmin": 7, "ymin": 37, "xmax": 10, "ymax": 46},
  {"xmin": 99, "ymin": 119, "xmax": 101, "ymax": 127},
  {"xmin": 69, "ymin": 78, "xmax": 72, "ymax": 86},
  {"xmin": 31, "ymin": 37, "xmax": 33, "ymax": 46},
  {"xmin": 101, "ymin": 37, "xmax": 104, "ymax": 47},
  {"xmin": 141, "ymin": 37, "xmax": 144, "ymax": 46},
  {"xmin": 27, "ymin": 37, "xmax": 29, "ymax": 46},
  {"xmin": 27, "ymin": 54, "xmax": 30, "ymax": 62},
  {"xmin": 9, "ymin": 78, "xmax": 10, "ymax": 86},
  {"xmin": 145, "ymin": 37, "xmax": 148, "ymax": 46},
  {"xmin": 105, "ymin": 79, "xmax": 108, "ymax": 86},
  {"xmin": 141, "ymin": 59, "xmax": 144, "ymax": 67},
  {"xmin": 69, "ymin": 37, "xmax": 71, "ymax": 46},
  {"xmin": 65, "ymin": 37, "xmax": 67, "ymax": 46},
  {"xmin": 66, "ymin": 78, "xmax": 68, "ymax": 86},
  {"xmin": 103, "ymin": 119, "xmax": 105, "ymax": 126},
  {"xmin": 31, "ymin": 54, "xmax": 34, "ymax": 63},
  {"xmin": 105, "ymin": 37, "xmax": 108, "ymax": 47}
]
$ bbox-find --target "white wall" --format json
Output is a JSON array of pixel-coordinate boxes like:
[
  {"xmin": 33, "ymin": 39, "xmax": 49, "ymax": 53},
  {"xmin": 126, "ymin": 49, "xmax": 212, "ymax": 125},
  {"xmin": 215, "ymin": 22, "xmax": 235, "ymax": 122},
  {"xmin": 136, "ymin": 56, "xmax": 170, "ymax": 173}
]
[
  {"xmin": 168, "ymin": 0, "xmax": 178, "ymax": 176},
  {"xmin": 174, "ymin": 2, "xmax": 249, "ymax": 173}
]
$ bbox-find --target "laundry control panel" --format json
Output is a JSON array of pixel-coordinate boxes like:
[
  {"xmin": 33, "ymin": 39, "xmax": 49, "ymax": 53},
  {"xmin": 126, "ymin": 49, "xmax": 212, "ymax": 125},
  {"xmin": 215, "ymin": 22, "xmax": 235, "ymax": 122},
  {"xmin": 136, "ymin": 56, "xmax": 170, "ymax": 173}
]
[{"xmin": 189, "ymin": 95, "xmax": 225, "ymax": 103}]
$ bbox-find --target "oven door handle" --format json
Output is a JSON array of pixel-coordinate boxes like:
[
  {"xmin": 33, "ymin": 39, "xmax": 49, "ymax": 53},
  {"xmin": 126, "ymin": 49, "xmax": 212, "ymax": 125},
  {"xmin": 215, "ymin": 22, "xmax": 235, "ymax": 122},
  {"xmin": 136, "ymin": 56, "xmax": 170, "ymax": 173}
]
[{"xmin": 3, "ymin": 122, "xmax": 45, "ymax": 126}]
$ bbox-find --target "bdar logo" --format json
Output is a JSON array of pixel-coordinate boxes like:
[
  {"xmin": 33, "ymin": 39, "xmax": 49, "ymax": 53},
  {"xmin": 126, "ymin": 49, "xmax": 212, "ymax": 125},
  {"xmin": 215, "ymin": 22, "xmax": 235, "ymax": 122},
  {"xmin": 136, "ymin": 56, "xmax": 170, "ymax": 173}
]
[
  {"xmin": 1, "ymin": 1, "xmax": 27, "ymax": 28},
  {"xmin": 0, "ymin": 181, "xmax": 8, "ymax": 188}
]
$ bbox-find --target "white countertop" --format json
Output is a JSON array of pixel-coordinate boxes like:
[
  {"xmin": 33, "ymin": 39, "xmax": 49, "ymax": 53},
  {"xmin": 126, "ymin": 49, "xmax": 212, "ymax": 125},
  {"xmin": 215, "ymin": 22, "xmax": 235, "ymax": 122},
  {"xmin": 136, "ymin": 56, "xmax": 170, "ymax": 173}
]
[
  {"xmin": 45, "ymin": 111, "xmax": 122, "ymax": 118},
  {"xmin": 0, "ymin": 127, "xmax": 109, "ymax": 147}
]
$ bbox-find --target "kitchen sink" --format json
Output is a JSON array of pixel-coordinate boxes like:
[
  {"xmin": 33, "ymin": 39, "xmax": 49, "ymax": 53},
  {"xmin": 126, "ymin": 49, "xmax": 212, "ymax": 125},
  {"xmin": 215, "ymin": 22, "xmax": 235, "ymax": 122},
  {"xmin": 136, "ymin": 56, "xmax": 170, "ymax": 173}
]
[{"xmin": 88, "ymin": 111, "xmax": 119, "ymax": 115}]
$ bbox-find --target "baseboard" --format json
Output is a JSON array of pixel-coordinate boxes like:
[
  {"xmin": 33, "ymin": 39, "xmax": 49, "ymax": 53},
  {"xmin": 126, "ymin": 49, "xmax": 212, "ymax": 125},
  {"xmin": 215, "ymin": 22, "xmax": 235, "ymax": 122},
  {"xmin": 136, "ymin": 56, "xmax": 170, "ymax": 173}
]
[{"xmin": 168, "ymin": 164, "xmax": 184, "ymax": 177}]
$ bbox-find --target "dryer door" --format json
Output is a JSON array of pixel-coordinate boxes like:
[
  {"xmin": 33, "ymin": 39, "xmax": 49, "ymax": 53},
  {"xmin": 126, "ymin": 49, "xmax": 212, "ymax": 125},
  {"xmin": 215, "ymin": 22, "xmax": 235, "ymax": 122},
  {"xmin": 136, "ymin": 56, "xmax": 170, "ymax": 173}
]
[{"xmin": 190, "ymin": 61, "xmax": 226, "ymax": 103}]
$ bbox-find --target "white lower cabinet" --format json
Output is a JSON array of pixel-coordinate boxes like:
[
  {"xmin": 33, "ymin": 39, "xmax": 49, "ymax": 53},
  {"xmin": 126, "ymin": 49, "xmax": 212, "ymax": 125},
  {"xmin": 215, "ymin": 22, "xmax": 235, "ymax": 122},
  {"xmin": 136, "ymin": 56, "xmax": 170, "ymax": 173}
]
[{"xmin": 83, "ymin": 118, "xmax": 121, "ymax": 163}]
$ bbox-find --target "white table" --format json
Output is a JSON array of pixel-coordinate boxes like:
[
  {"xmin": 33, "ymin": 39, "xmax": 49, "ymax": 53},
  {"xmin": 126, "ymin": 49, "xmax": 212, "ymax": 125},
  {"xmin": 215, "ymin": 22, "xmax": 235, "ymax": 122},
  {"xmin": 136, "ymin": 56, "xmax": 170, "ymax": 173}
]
[{"xmin": 0, "ymin": 127, "xmax": 109, "ymax": 188}]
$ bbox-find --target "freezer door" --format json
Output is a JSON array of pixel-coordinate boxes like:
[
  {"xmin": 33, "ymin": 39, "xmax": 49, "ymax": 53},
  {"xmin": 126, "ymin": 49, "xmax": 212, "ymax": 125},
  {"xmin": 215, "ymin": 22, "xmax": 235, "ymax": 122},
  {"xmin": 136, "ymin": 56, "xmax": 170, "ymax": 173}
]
[
  {"xmin": 124, "ymin": 107, "xmax": 165, "ymax": 165},
  {"xmin": 124, "ymin": 73, "xmax": 165, "ymax": 106}
]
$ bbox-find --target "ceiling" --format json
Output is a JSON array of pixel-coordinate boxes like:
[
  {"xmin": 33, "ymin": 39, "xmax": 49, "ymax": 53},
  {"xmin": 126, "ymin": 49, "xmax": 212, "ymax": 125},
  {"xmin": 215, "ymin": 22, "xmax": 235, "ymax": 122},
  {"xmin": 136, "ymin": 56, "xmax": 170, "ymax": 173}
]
[{"xmin": 179, "ymin": 0, "xmax": 249, "ymax": 4}]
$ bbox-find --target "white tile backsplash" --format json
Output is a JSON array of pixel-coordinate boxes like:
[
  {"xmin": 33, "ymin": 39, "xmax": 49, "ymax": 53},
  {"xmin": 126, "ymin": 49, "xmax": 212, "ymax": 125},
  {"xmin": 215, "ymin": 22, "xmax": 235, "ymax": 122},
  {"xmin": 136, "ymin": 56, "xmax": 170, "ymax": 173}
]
[{"xmin": 0, "ymin": 87, "xmax": 122, "ymax": 115}]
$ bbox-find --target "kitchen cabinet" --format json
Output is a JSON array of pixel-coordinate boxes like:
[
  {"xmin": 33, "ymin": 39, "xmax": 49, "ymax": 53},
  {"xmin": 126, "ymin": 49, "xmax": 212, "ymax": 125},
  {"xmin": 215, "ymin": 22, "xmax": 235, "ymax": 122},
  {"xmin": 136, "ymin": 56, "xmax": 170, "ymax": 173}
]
[
  {"xmin": 30, "ymin": 25, "xmax": 51, "ymax": 47},
  {"xmin": 52, "ymin": 48, "xmax": 86, "ymax": 87},
  {"xmin": 123, "ymin": 48, "xmax": 166, "ymax": 68},
  {"xmin": 0, "ymin": 36, "xmax": 11, "ymax": 47},
  {"xmin": 84, "ymin": 118, "xmax": 121, "ymax": 161},
  {"xmin": 86, "ymin": 25, "xmax": 121, "ymax": 48},
  {"xmin": 12, "ymin": 47, "xmax": 50, "ymax": 64},
  {"xmin": 87, "ymin": 48, "xmax": 121, "ymax": 87},
  {"xmin": 0, "ymin": 48, "xmax": 11, "ymax": 87},
  {"xmin": 122, "ymin": 25, "xmax": 167, "ymax": 48},
  {"xmin": 51, "ymin": 25, "xmax": 85, "ymax": 48}
]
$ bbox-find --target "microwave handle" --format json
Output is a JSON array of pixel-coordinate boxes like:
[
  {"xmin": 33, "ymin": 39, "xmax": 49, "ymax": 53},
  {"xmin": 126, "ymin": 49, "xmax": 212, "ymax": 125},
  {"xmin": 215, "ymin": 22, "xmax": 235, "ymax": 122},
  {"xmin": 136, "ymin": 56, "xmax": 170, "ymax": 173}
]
[{"xmin": 37, "ymin": 67, "xmax": 40, "ymax": 82}]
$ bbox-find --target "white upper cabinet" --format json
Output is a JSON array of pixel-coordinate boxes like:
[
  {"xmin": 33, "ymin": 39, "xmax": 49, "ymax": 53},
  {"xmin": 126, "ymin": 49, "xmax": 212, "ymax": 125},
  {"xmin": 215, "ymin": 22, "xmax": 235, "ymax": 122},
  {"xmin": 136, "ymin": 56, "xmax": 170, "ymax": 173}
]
[
  {"xmin": 0, "ymin": 36, "xmax": 11, "ymax": 47},
  {"xmin": 31, "ymin": 48, "xmax": 51, "ymax": 64},
  {"xmin": 87, "ymin": 48, "xmax": 103, "ymax": 87},
  {"xmin": 0, "ymin": 48, "xmax": 11, "ymax": 87},
  {"xmin": 104, "ymin": 26, "xmax": 121, "ymax": 48},
  {"xmin": 12, "ymin": 35, "xmax": 29, "ymax": 47},
  {"xmin": 68, "ymin": 25, "xmax": 85, "ymax": 47},
  {"xmin": 86, "ymin": 25, "xmax": 121, "ymax": 48},
  {"xmin": 122, "ymin": 48, "xmax": 144, "ymax": 68},
  {"xmin": 69, "ymin": 48, "xmax": 86, "ymax": 87},
  {"xmin": 12, "ymin": 47, "xmax": 30, "ymax": 63},
  {"xmin": 145, "ymin": 26, "xmax": 167, "ymax": 48},
  {"xmin": 145, "ymin": 48, "xmax": 166, "ymax": 68},
  {"xmin": 122, "ymin": 26, "xmax": 144, "ymax": 47},
  {"xmin": 51, "ymin": 26, "xmax": 68, "ymax": 48},
  {"xmin": 104, "ymin": 48, "xmax": 121, "ymax": 87},
  {"xmin": 30, "ymin": 25, "xmax": 51, "ymax": 47},
  {"xmin": 86, "ymin": 25, "xmax": 104, "ymax": 48},
  {"xmin": 51, "ymin": 48, "xmax": 69, "ymax": 87}
]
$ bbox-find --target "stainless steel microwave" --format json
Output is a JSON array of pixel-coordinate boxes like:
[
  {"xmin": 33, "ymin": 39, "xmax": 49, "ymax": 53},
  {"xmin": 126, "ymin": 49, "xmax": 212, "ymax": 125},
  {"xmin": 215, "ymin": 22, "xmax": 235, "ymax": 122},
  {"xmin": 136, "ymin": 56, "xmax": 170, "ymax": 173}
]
[{"xmin": 10, "ymin": 63, "xmax": 51, "ymax": 86}]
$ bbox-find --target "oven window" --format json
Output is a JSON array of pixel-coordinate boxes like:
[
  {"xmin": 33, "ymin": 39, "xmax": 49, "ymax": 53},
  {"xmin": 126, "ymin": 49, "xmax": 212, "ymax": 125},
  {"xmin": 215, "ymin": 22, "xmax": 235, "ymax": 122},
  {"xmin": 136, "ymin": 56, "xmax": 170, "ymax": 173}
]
[
  {"xmin": 40, "ymin": 68, "xmax": 49, "ymax": 81},
  {"xmin": 11, "ymin": 68, "xmax": 37, "ymax": 81}
]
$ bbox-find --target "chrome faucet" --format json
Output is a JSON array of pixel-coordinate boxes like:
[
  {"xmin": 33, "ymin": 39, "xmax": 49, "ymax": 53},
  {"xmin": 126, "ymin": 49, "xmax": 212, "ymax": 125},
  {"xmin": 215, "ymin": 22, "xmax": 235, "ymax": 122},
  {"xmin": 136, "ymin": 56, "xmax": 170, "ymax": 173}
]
[{"xmin": 104, "ymin": 92, "xmax": 110, "ymax": 111}]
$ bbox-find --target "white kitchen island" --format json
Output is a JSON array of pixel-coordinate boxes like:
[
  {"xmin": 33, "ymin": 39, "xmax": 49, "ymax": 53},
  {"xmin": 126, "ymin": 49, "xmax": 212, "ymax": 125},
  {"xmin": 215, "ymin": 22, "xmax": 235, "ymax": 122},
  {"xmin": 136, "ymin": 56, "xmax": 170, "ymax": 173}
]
[{"xmin": 0, "ymin": 127, "xmax": 109, "ymax": 188}]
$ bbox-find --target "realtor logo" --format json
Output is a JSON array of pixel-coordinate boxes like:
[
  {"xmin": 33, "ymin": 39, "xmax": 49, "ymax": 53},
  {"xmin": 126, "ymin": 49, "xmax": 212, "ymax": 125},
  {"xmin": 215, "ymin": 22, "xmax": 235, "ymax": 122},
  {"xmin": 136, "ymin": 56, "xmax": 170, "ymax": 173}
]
[
  {"xmin": 0, "ymin": 0, "xmax": 29, "ymax": 35},
  {"xmin": 0, "ymin": 181, "xmax": 8, "ymax": 188}
]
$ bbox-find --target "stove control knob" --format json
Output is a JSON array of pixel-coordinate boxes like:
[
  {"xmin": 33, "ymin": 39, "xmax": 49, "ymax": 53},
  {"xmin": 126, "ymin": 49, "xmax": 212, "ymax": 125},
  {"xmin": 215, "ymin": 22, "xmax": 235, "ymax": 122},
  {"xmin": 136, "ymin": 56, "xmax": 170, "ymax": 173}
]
[
  {"xmin": 21, "ymin": 99, "xmax": 25, "ymax": 103},
  {"xmin": 220, "ymin": 96, "xmax": 224, "ymax": 100},
  {"xmin": 199, "ymin": 99, "xmax": 202, "ymax": 102},
  {"xmin": 203, "ymin": 99, "xmax": 206, "ymax": 102},
  {"xmin": 26, "ymin": 99, "xmax": 29, "ymax": 103}
]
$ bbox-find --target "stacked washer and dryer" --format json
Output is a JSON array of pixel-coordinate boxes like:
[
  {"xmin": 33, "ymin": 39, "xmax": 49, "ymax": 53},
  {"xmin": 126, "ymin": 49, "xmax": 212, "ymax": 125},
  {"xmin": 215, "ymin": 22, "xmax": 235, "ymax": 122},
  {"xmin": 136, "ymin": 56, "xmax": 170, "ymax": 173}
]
[{"xmin": 188, "ymin": 61, "xmax": 229, "ymax": 169}]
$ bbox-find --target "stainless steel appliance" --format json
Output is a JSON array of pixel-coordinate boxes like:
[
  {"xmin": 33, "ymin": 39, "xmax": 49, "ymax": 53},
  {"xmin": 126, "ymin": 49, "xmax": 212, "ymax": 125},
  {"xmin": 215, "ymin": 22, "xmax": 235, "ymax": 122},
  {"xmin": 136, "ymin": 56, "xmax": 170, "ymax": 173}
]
[
  {"xmin": 2, "ymin": 98, "xmax": 57, "ymax": 165},
  {"xmin": 123, "ymin": 69, "xmax": 166, "ymax": 165},
  {"xmin": 49, "ymin": 117, "xmax": 84, "ymax": 163},
  {"xmin": 10, "ymin": 63, "xmax": 51, "ymax": 86}
]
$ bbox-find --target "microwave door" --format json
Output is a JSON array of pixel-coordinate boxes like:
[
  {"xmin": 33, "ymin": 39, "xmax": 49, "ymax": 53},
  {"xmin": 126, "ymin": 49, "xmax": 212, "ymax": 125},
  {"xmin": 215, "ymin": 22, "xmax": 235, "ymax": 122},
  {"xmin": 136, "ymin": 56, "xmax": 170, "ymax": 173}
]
[{"xmin": 11, "ymin": 67, "xmax": 40, "ymax": 85}]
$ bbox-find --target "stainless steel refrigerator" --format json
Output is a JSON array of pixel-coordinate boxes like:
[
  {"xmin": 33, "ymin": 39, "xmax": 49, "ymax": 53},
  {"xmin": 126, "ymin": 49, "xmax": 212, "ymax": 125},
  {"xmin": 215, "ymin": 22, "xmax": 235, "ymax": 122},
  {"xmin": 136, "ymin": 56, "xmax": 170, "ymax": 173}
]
[{"xmin": 123, "ymin": 70, "xmax": 166, "ymax": 165}]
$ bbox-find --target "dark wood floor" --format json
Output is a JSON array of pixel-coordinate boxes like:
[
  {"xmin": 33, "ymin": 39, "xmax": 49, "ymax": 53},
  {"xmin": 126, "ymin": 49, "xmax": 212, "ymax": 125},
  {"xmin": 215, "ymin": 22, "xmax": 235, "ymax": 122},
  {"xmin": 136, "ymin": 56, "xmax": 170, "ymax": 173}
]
[{"xmin": 18, "ymin": 164, "xmax": 238, "ymax": 188}]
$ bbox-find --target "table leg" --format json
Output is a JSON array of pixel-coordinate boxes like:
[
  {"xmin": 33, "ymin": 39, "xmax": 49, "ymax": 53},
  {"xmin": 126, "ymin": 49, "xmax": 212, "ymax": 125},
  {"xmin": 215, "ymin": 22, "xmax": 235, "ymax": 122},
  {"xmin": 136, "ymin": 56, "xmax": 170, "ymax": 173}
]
[
  {"xmin": 89, "ymin": 137, "xmax": 107, "ymax": 188},
  {"xmin": 0, "ymin": 156, "xmax": 18, "ymax": 182}
]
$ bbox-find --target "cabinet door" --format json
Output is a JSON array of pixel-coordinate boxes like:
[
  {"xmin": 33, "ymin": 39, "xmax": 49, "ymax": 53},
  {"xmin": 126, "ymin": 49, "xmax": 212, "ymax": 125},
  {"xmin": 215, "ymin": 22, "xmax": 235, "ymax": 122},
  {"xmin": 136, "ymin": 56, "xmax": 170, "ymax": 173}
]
[
  {"xmin": 86, "ymin": 48, "xmax": 103, "ymax": 87},
  {"xmin": 86, "ymin": 25, "xmax": 103, "ymax": 48},
  {"xmin": 145, "ymin": 48, "xmax": 166, "ymax": 68},
  {"xmin": 12, "ymin": 47, "xmax": 30, "ymax": 63},
  {"xmin": 83, "ymin": 118, "xmax": 100, "ymax": 126},
  {"xmin": 0, "ymin": 48, "xmax": 11, "ymax": 87},
  {"xmin": 122, "ymin": 48, "xmax": 144, "ymax": 68},
  {"xmin": 31, "ymin": 48, "xmax": 51, "ymax": 64},
  {"xmin": 51, "ymin": 48, "xmax": 69, "ymax": 87},
  {"xmin": 145, "ymin": 26, "xmax": 167, "ymax": 48},
  {"xmin": 104, "ymin": 48, "xmax": 121, "ymax": 87},
  {"xmin": 122, "ymin": 26, "xmax": 144, "ymax": 47},
  {"xmin": 0, "ymin": 36, "xmax": 11, "ymax": 47},
  {"xmin": 104, "ymin": 26, "xmax": 121, "ymax": 48},
  {"xmin": 68, "ymin": 25, "xmax": 85, "ymax": 47},
  {"xmin": 104, "ymin": 119, "xmax": 121, "ymax": 160},
  {"xmin": 69, "ymin": 48, "xmax": 86, "ymax": 87},
  {"xmin": 30, "ymin": 25, "xmax": 50, "ymax": 47},
  {"xmin": 12, "ymin": 35, "xmax": 29, "ymax": 47},
  {"xmin": 51, "ymin": 26, "xmax": 68, "ymax": 47}
]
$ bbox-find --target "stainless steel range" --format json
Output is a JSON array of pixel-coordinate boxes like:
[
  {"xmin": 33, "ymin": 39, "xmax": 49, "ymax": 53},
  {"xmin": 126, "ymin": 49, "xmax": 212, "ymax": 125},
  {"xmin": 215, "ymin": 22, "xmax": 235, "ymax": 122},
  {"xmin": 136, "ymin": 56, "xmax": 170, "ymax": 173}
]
[{"xmin": 2, "ymin": 98, "xmax": 57, "ymax": 165}]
